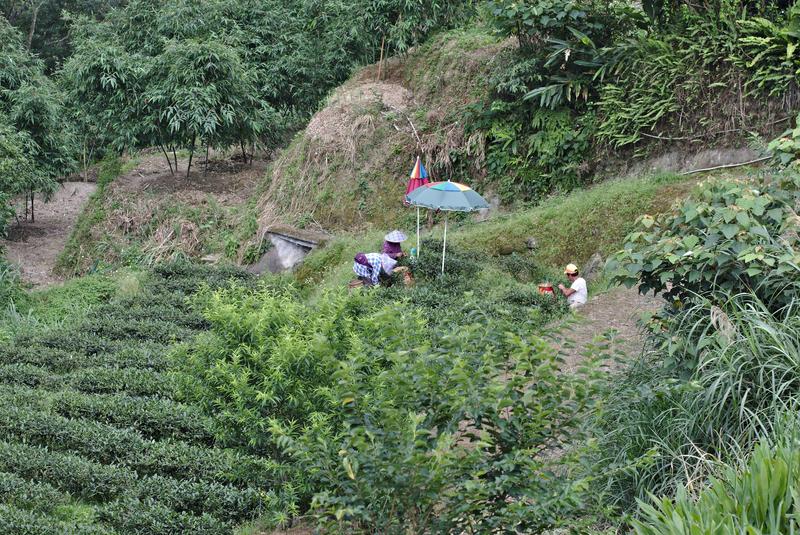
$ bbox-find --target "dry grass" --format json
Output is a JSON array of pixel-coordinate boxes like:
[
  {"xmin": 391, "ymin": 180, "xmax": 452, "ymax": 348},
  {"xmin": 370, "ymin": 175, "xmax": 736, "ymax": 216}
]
[{"xmin": 253, "ymin": 28, "xmax": 504, "ymax": 240}]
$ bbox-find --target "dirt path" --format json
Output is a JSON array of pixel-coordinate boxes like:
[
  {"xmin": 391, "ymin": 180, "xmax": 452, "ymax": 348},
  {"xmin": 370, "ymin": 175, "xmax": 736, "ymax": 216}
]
[
  {"xmin": 554, "ymin": 285, "xmax": 663, "ymax": 372},
  {"xmin": 3, "ymin": 182, "xmax": 96, "ymax": 287}
]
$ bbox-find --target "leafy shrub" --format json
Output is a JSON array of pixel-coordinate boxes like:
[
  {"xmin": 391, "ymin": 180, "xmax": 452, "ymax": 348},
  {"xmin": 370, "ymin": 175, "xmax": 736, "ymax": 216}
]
[
  {"xmin": 768, "ymin": 111, "xmax": 800, "ymax": 168},
  {"xmin": 0, "ymin": 343, "xmax": 171, "ymax": 373},
  {"xmin": 0, "ymin": 440, "xmax": 137, "ymax": 500},
  {"xmin": 275, "ymin": 318, "xmax": 601, "ymax": 533},
  {"xmin": 608, "ymin": 173, "xmax": 800, "ymax": 312},
  {"xmin": 735, "ymin": 4, "xmax": 800, "ymax": 97},
  {"xmin": 99, "ymin": 499, "xmax": 228, "ymax": 535},
  {"xmin": 0, "ymin": 472, "xmax": 70, "ymax": 515},
  {"xmin": 174, "ymin": 283, "xmax": 425, "ymax": 457},
  {"xmin": 411, "ymin": 237, "xmax": 482, "ymax": 281},
  {"xmin": 0, "ymin": 504, "xmax": 112, "ymax": 535},
  {"xmin": 54, "ymin": 391, "xmax": 216, "ymax": 444}
]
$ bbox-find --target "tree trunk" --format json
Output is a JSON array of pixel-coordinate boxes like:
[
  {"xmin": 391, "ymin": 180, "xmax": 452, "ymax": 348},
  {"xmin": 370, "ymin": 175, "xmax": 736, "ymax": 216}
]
[
  {"xmin": 186, "ymin": 136, "xmax": 196, "ymax": 179},
  {"xmin": 377, "ymin": 35, "xmax": 385, "ymax": 81},
  {"xmin": 172, "ymin": 146, "xmax": 178, "ymax": 174},
  {"xmin": 30, "ymin": 191, "xmax": 35, "ymax": 223},
  {"xmin": 239, "ymin": 139, "xmax": 247, "ymax": 163},
  {"xmin": 204, "ymin": 142, "xmax": 209, "ymax": 175},
  {"xmin": 26, "ymin": 2, "xmax": 41, "ymax": 50},
  {"xmin": 159, "ymin": 142, "xmax": 174, "ymax": 175},
  {"xmin": 82, "ymin": 140, "xmax": 88, "ymax": 182}
]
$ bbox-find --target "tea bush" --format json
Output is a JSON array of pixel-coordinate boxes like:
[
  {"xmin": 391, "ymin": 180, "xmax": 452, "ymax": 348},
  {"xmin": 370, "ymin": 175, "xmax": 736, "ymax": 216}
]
[
  {"xmin": 99, "ymin": 499, "xmax": 228, "ymax": 534},
  {"xmin": 0, "ymin": 440, "xmax": 137, "ymax": 500},
  {"xmin": 53, "ymin": 391, "xmax": 216, "ymax": 444},
  {"xmin": 0, "ymin": 472, "xmax": 71, "ymax": 515},
  {"xmin": 0, "ymin": 262, "xmax": 284, "ymax": 532},
  {"xmin": 0, "ymin": 504, "xmax": 112, "ymax": 535}
]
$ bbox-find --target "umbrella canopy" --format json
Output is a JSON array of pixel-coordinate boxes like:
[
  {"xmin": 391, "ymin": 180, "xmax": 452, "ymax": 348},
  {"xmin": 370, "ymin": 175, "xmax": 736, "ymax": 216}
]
[
  {"xmin": 405, "ymin": 180, "xmax": 489, "ymax": 211},
  {"xmin": 405, "ymin": 180, "xmax": 489, "ymax": 274},
  {"xmin": 404, "ymin": 156, "xmax": 429, "ymax": 199}
]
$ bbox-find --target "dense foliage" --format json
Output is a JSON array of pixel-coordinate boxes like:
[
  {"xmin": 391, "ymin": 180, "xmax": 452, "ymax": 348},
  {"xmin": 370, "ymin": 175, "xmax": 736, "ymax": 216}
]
[
  {"xmin": 60, "ymin": 0, "xmax": 474, "ymax": 175},
  {"xmin": 608, "ymin": 172, "xmax": 800, "ymax": 312},
  {"xmin": 0, "ymin": 262, "xmax": 298, "ymax": 533},
  {"xmin": 174, "ymin": 262, "xmax": 595, "ymax": 532},
  {"xmin": 473, "ymin": 0, "xmax": 800, "ymax": 203},
  {"xmin": 0, "ymin": 17, "xmax": 74, "ymax": 232},
  {"xmin": 594, "ymin": 163, "xmax": 800, "ymax": 531}
]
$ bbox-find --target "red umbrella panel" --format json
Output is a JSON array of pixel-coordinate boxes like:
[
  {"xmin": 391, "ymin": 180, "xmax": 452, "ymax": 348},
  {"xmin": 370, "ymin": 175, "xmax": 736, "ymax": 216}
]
[
  {"xmin": 405, "ymin": 156, "xmax": 429, "ymax": 198},
  {"xmin": 404, "ymin": 156, "xmax": 430, "ymax": 256}
]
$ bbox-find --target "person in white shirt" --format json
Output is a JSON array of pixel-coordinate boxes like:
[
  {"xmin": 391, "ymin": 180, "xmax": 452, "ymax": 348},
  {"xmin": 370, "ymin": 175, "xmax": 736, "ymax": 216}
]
[{"xmin": 558, "ymin": 263, "xmax": 587, "ymax": 309}]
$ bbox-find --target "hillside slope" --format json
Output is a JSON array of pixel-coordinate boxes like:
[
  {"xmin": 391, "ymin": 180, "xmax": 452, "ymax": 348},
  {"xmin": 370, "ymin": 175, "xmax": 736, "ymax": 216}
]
[{"xmin": 254, "ymin": 28, "xmax": 508, "ymax": 234}]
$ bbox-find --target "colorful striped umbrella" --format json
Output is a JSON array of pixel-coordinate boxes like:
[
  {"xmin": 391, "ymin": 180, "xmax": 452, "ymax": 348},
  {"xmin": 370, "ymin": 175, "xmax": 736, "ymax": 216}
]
[
  {"xmin": 405, "ymin": 180, "xmax": 489, "ymax": 274},
  {"xmin": 404, "ymin": 156, "xmax": 430, "ymax": 256},
  {"xmin": 405, "ymin": 155, "xmax": 429, "ymax": 197}
]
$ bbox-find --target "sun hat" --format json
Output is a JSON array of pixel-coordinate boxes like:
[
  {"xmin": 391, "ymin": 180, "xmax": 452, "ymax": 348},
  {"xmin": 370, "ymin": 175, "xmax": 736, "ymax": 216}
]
[
  {"xmin": 564, "ymin": 263, "xmax": 579, "ymax": 275},
  {"xmin": 384, "ymin": 230, "xmax": 408, "ymax": 243}
]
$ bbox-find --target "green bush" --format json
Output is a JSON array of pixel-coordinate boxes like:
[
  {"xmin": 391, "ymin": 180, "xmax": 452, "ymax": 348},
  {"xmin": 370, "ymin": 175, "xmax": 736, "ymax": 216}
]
[
  {"xmin": 768, "ymin": 111, "xmax": 800, "ymax": 168},
  {"xmin": 0, "ymin": 504, "xmax": 112, "ymax": 535},
  {"xmin": 608, "ymin": 173, "xmax": 800, "ymax": 312},
  {"xmin": 174, "ymin": 283, "xmax": 425, "ymax": 456},
  {"xmin": 99, "ymin": 499, "xmax": 228, "ymax": 535},
  {"xmin": 275, "ymin": 318, "xmax": 601, "ymax": 533},
  {"xmin": 0, "ymin": 472, "xmax": 71, "ymax": 515},
  {"xmin": 0, "ymin": 440, "xmax": 137, "ymax": 500},
  {"xmin": 54, "ymin": 391, "xmax": 216, "ymax": 444}
]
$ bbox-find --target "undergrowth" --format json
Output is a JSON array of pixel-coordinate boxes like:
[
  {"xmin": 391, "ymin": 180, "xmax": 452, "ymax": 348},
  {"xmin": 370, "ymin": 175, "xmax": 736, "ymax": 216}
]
[{"xmin": 55, "ymin": 155, "xmax": 139, "ymax": 276}]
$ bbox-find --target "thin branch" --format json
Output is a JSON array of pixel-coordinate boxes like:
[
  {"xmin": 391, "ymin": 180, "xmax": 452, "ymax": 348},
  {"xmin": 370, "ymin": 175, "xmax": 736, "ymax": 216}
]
[
  {"xmin": 640, "ymin": 116, "xmax": 792, "ymax": 142},
  {"xmin": 679, "ymin": 156, "xmax": 771, "ymax": 176},
  {"xmin": 406, "ymin": 115, "xmax": 422, "ymax": 149}
]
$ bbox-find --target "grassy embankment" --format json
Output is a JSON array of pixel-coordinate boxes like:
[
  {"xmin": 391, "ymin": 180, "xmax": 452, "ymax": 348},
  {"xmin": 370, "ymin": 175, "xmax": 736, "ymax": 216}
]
[{"xmin": 298, "ymin": 170, "xmax": 704, "ymax": 293}]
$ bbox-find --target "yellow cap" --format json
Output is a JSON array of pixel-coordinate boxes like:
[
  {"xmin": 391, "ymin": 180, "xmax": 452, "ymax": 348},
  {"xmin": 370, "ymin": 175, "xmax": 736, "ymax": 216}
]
[{"xmin": 564, "ymin": 263, "xmax": 579, "ymax": 275}]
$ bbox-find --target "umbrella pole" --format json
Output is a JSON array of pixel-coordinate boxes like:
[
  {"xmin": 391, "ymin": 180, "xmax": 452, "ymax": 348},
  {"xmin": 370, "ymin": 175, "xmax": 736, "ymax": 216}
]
[
  {"xmin": 441, "ymin": 212, "xmax": 448, "ymax": 275},
  {"xmin": 416, "ymin": 207, "xmax": 420, "ymax": 257}
]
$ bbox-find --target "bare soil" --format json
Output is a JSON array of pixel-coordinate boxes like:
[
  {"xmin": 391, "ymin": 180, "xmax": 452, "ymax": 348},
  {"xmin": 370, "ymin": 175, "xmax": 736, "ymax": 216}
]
[
  {"xmin": 3, "ymin": 182, "xmax": 97, "ymax": 287},
  {"xmin": 112, "ymin": 152, "xmax": 268, "ymax": 206},
  {"xmin": 554, "ymin": 285, "xmax": 663, "ymax": 372}
]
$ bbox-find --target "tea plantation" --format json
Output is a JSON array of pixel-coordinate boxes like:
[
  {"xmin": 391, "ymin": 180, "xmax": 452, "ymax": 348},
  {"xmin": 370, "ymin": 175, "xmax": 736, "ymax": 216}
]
[{"xmin": 0, "ymin": 264, "xmax": 284, "ymax": 534}]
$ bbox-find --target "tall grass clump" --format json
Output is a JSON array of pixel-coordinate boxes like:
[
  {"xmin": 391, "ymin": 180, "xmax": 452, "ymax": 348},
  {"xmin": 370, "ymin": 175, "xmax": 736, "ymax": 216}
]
[
  {"xmin": 598, "ymin": 293, "xmax": 800, "ymax": 507},
  {"xmin": 632, "ymin": 417, "xmax": 800, "ymax": 534}
]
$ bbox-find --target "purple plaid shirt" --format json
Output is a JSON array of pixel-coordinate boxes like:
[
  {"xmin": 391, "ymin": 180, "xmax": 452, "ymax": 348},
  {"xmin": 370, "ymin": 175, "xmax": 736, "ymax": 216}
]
[{"xmin": 353, "ymin": 253, "xmax": 384, "ymax": 285}]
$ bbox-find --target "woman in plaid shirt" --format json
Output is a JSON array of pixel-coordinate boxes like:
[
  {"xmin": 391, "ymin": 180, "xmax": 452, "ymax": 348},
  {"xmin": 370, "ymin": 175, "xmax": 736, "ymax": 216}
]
[{"xmin": 353, "ymin": 252, "xmax": 398, "ymax": 286}]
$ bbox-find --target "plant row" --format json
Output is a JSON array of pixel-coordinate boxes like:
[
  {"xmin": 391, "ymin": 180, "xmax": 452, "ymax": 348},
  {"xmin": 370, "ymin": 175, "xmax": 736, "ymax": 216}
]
[
  {"xmin": 53, "ymin": 390, "xmax": 217, "ymax": 444},
  {"xmin": 0, "ymin": 383, "xmax": 216, "ymax": 444},
  {"xmin": 0, "ymin": 404, "xmax": 277, "ymax": 486},
  {"xmin": 0, "ymin": 440, "xmax": 269, "ymax": 524},
  {"xmin": 0, "ymin": 343, "xmax": 171, "ymax": 374},
  {"xmin": 98, "ymin": 498, "xmax": 228, "ymax": 535},
  {"xmin": 0, "ymin": 504, "xmax": 114, "ymax": 535},
  {"xmin": 0, "ymin": 363, "xmax": 177, "ymax": 398},
  {"xmin": 0, "ymin": 441, "xmax": 136, "ymax": 501},
  {"xmin": 0, "ymin": 471, "xmax": 71, "ymax": 515}
]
